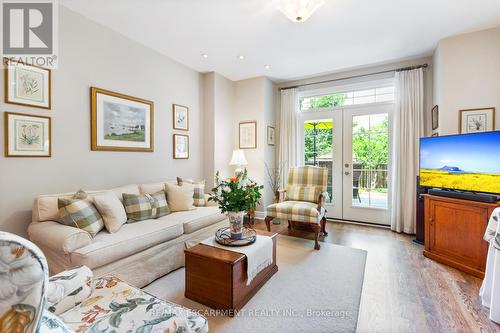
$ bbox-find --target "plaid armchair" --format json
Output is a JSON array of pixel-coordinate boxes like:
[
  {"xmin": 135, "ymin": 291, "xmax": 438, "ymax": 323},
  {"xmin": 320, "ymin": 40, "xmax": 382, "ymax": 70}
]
[{"xmin": 265, "ymin": 166, "xmax": 329, "ymax": 250}]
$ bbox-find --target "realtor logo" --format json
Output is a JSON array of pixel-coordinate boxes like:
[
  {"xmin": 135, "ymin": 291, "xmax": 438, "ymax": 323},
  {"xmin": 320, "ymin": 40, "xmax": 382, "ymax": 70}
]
[{"xmin": 1, "ymin": 0, "xmax": 58, "ymax": 68}]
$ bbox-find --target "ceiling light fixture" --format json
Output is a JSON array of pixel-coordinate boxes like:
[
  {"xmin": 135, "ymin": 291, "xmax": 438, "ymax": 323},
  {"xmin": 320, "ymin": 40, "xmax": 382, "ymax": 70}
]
[
  {"xmin": 278, "ymin": 0, "xmax": 325, "ymax": 23},
  {"xmin": 238, "ymin": 55, "xmax": 245, "ymax": 60},
  {"xmin": 265, "ymin": 65, "xmax": 271, "ymax": 69},
  {"xmin": 201, "ymin": 53, "xmax": 208, "ymax": 58}
]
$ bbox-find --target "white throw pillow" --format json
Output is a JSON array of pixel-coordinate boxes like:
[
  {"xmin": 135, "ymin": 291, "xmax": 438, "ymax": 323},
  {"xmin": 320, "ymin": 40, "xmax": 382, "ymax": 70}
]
[
  {"xmin": 93, "ymin": 191, "xmax": 127, "ymax": 233},
  {"xmin": 165, "ymin": 183, "xmax": 195, "ymax": 212}
]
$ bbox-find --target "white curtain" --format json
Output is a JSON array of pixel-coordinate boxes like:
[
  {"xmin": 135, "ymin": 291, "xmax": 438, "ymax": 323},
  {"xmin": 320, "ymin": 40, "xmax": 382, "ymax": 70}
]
[
  {"xmin": 278, "ymin": 88, "xmax": 299, "ymax": 188},
  {"xmin": 390, "ymin": 68, "xmax": 424, "ymax": 234}
]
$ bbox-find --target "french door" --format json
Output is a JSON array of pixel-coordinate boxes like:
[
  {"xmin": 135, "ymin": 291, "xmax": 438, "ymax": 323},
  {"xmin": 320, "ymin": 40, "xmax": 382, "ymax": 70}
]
[{"xmin": 298, "ymin": 103, "xmax": 393, "ymax": 225}]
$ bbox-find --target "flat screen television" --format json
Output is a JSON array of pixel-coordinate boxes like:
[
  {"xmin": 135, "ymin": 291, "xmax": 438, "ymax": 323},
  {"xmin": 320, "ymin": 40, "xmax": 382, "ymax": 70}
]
[{"xmin": 420, "ymin": 131, "xmax": 500, "ymax": 194}]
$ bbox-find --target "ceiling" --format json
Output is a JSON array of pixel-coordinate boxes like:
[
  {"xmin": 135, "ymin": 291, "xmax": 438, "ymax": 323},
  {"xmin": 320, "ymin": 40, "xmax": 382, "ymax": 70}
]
[{"xmin": 61, "ymin": 0, "xmax": 500, "ymax": 82}]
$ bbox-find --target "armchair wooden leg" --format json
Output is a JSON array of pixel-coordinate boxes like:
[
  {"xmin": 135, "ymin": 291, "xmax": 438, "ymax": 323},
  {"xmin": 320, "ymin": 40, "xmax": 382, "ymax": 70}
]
[
  {"xmin": 264, "ymin": 216, "xmax": 274, "ymax": 232},
  {"xmin": 320, "ymin": 217, "xmax": 328, "ymax": 236},
  {"xmin": 312, "ymin": 224, "xmax": 321, "ymax": 250},
  {"xmin": 287, "ymin": 220, "xmax": 292, "ymax": 229}
]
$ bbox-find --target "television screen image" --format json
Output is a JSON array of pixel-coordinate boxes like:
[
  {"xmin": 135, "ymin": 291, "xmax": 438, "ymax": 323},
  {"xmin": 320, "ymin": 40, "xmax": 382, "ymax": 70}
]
[{"xmin": 420, "ymin": 131, "xmax": 500, "ymax": 194}]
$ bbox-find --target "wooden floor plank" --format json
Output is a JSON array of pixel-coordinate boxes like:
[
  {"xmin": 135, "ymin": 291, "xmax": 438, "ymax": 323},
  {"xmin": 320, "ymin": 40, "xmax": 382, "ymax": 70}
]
[{"xmin": 253, "ymin": 219, "xmax": 500, "ymax": 332}]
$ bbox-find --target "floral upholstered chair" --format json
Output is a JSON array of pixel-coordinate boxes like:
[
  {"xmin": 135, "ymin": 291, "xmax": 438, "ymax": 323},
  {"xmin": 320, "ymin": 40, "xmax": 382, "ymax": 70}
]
[
  {"xmin": 265, "ymin": 166, "xmax": 329, "ymax": 250},
  {"xmin": 0, "ymin": 231, "xmax": 208, "ymax": 333}
]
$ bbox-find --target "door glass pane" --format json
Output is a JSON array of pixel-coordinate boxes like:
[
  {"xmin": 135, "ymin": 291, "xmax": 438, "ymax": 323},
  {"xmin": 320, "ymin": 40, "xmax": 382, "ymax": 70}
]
[
  {"xmin": 303, "ymin": 119, "xmax": 333, "ymax": 203},
  {"xmin": 351, "ymin": 114, "xmax": 389, "ymax": 209}
]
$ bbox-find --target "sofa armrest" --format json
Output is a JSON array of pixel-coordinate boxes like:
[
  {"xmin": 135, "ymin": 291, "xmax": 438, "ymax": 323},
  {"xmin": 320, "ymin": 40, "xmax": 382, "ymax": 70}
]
[
  {"xmin": 204, "ymin": 194, "xmax": 219, "ymax": 207},
  {"xmin": 28, "ymin": 221, "xmax": 92, "ymax": 254},
  {"xmin": 47, "ymin": 265, "xmax": 93, "ymax": 315}
]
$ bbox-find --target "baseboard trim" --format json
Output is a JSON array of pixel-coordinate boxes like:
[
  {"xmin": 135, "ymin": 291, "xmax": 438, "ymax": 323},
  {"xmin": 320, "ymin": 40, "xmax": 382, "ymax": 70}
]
[{"xmin": 328, "ymin": 218, "xmax": 391, "ymax": 229}]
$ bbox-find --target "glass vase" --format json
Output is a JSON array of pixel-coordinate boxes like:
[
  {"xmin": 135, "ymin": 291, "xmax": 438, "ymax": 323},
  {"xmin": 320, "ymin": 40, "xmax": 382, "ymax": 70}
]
[{"xmin": 227, "ymin": 211, "xmax": 245, "ymax": 240}]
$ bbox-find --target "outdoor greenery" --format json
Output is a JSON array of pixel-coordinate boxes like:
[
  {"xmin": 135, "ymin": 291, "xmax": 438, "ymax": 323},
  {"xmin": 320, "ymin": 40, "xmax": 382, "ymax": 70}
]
[
  {"xmin": 300, "ymin": 93, "xmax": 347, "ymax": 110},
  {"xmin": 208, "ymin": 169, "xmax": 263, "ymax": 213},
  {"xmin": 352, "ymin": 118, "xmax": 389, "ymax": 170}
]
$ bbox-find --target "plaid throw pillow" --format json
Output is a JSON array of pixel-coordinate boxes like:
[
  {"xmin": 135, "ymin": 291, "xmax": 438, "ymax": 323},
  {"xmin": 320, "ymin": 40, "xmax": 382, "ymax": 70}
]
[
  {"xmin": 177, "ymin": 177, "xmax": 206, "ymax": 206},
  {"xmin": 122, "ymin": 191, "xmax": 170, "ymax": 222},
  {"xmin": 58, "ymin": 197, "xmax": 104, "ymax": 237},
  {"xmin": 285, "ymin": 185, "xmax": 323, "ymax": 203}
]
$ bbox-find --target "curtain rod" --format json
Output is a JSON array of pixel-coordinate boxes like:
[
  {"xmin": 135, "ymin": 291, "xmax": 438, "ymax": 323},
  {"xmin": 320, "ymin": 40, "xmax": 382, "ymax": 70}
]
[{"xmin": 279, "ymin": 63, "xmax": 428, "ymax": 91}]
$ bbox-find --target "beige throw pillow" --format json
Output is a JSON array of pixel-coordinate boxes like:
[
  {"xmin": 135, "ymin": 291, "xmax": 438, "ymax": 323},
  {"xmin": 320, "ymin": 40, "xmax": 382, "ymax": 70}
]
[
  {"xmin": 93, "ymin": 192, "xmax": 127, "ymax": 233},
  {"xmin": 165, "ymin": 183, "xmax": 195, "ymax": 212}
]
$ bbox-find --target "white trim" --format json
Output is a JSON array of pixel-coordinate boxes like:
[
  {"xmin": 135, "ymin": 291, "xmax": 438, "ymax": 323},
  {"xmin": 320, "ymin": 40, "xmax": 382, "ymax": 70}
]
[{"xmin": 298, "ymin": 77, "xmax": 395, "ymax": 99}]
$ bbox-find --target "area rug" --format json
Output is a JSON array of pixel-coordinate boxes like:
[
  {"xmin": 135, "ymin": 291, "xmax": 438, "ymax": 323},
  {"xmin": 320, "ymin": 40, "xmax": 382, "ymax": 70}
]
[{"xmin": 143, "ymin": 235, "xmax": 367, "ymax": 333}]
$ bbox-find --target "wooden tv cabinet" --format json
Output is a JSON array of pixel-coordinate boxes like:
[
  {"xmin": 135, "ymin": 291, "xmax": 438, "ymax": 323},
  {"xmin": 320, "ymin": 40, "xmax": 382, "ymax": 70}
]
[{"xmin": 423, "ymin": 194, "xmax": 499, "ymax": 278}]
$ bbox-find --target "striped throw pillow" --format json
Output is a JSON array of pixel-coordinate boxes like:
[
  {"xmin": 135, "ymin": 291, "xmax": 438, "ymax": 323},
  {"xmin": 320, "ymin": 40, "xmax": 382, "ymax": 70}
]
[
  {"xmin": 122, "ymin": 191, "xmax": 170, "ymax": 222},
  {"xmin": 285, "ymin": 185, "xmax": 323, "ymax": 203},
  {"xmin": 58, "ymin": 198, "xmax": 104, "ymax": 237},
  {"xmin": 177, "ymin": 177, "xmax": 206, "ymax": 206}
]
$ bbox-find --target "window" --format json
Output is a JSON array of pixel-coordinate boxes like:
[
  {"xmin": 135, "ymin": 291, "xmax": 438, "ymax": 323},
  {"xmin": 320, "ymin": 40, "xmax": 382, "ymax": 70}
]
[{"xmin": 300, "ymin": 86, "xmax": 394, "ymax": 111}]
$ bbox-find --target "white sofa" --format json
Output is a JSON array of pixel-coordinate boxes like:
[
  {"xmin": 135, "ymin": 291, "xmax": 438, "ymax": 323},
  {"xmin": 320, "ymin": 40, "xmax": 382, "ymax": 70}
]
[{"xmin": 28, "ymin": 181, "xmax": 227, "ymax": 288}]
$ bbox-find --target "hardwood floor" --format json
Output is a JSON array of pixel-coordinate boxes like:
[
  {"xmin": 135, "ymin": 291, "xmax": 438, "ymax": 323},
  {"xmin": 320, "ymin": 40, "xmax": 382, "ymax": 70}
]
[{"xmin": 253, "ymin": 219, "xmax": 499, "ymax": 333}]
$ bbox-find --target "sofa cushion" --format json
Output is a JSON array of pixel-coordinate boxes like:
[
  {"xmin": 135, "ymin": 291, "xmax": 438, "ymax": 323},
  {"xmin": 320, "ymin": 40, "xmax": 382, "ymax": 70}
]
[
  {"xmin": 111, "ymin": 184, "xmax": 140, "ymax": 203},
  {"xmin": 160, "ymin": 206, "xmax": 226, "ymax": 234},
  {"xmin": 58, "ymin": 198, "xmax": 104, "ymax": 237},
  {"xmin": 177, "ymin": 177, "xmax": 206, "ymax": 206},
  {"xmin": 123, "ymin": 192, "xmax": 170, "ymax": 222},
  {"xmin": 93, "ymin": 192, "xmax": 127, "ymax": 233},
  {"xmin": 70, "ymin": 219, "xmax": 183, "ymax": 268},
  {"xmin": 139, "ymin": 182, "xmax": 165, "ymax": 194},
  {"xmin": 58, "ymin": 275, "xmax": 208, "ymax": 333}
]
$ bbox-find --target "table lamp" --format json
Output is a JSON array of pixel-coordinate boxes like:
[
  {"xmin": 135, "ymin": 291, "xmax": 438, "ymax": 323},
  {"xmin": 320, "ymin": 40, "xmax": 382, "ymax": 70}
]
[{"xmin": 230, "ymin": 150, "xmax": 248, "ymax": 176}]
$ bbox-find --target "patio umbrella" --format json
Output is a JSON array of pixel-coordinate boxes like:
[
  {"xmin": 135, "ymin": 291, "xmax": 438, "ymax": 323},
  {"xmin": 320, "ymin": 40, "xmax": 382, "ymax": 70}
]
[{"xmin": 304, "ymin": 120, "xmax": 333, "ymax": 165}]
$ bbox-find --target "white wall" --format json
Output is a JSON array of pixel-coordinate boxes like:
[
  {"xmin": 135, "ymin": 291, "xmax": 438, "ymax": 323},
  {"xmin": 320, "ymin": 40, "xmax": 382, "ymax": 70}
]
[
  {"xmin": 0, "ymin": 7, "xmax": 205, "ymax": 236},
  {"xmin": 433, "ymin": 27, "xmax": 500, "ymax": 135}
]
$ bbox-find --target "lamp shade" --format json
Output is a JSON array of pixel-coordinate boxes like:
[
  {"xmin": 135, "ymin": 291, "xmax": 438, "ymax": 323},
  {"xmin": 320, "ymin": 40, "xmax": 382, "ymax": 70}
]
[{"xmin": 230, "ymin": 150, "xmax": 248, "ymax": 166}]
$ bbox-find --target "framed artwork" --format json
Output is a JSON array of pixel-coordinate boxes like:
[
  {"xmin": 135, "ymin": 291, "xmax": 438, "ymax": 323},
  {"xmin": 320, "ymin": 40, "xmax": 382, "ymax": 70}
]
[
  {"xmin": 267, "ymin": 126, "xmax": 276, "ymax": 146},
  {"xmin": 459, "ymin": 107, "xmax": 495, "ymax": 134},
  {"xmin": 173, "ymin": 134, "xmax": 189, "ymax": 159},
  {"xmin": 432, "ymin": 105, "xmax": 439, "ymax": 130},
  {"xmin": 173, "ymin": 104, "xmax": 189, "ymax": 131},
  {"xmin": 91, "ymin": 87, "xmax": 154, "ymax": 152},
  {"xmin": 4, "ymin": 112, "xmax": 51, "ymax": 157},
  {"xmin": 4, "ymin": 60, "xmax": 51, "ymax": 109},
  {"xmin": 239, "ymin": 121, "xmax": 257, "ymax": 149}
]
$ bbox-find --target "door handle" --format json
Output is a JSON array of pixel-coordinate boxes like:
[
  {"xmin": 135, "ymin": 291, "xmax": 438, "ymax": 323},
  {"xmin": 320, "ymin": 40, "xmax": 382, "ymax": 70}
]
[{"xmin": 345, "ymin": 171, "xmax": 350, "ymax": 176}]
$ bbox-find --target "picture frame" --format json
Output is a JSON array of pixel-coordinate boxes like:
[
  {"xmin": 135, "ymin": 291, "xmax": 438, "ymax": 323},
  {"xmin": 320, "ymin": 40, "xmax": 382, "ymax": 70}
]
[
  {"xmin": 173, "ymin": 134, "xmax": 189, "ymax": 159},
  {"xmin": 4, "ymin": 112, "xmax": 51, "ymax": 157},
  {"xmin": 239, "ymin": 121, "xmax": 257, "ymax": 149},
  {"xmin": 4, "ymin": 60, "xmax": 51, "ymax": 109},
  {"xmin": 431, "ymin": 105, "xmax": 439, "ymax": 130},
  {"xmin": 267, "ymin": 126, "xmax": 276, "ymax": 146},
  {"xmin": 459, "ymin": 107, "xmax": 495, "ymax": 134},
  {"xmin": 172, "ymin": 104, "xmax": 189, "ymax": 131},
  {"xmin": 91, "ymin": 87, "xmax": 154, "ymax": 152}
]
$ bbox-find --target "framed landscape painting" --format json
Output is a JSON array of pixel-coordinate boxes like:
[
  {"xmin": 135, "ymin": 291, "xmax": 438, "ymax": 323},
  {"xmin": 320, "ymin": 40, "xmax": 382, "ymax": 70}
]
[
  {"xmin": 91, "ymin": 87, "xmax": 154, "ymax": 152},
  {"xmin": 173, "ymin": 104, "xmax": 189, "ymax": 130},
  {"xmin": 4, "ymin": 60, "xmax": 51, "ymax": 109},
  {"xmin": 4, "ymin": 112, "xmax": 51, "ymax": 157},
  {"xmin": 173, "ymin": 134, "xmax": 189, "ymax": 159},
  {"xmin": 459, "ymin": 107, "xmax": 495, "ymax": 134}
]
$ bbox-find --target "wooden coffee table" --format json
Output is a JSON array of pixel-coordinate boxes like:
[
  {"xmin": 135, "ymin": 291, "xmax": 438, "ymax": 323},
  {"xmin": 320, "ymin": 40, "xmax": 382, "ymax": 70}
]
[{"xmin": 184, "ymin": 230, "xmax": 278, "ymax": 312}]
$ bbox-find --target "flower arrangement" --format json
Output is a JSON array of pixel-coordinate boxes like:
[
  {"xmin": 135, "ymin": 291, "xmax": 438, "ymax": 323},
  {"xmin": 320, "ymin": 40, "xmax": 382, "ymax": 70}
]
[
  {"xmin": 209, "ymin": 169, "xmax": 263, "ymax": 214},
  {"xmin": 209, "ymin": 169, "xmax": 263, "ymax": 239}
]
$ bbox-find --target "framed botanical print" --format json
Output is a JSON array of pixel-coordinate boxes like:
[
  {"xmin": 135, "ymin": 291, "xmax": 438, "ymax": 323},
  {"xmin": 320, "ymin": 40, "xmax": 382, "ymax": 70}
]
[
  {"xmin": 267, "ymin": 126, "xmax": 276, "ymax": 146},
  {"xmin": 431, "ymin": 105, "xmax": 439, "ymax": 130},
  {"xmin": 239, "ymin": 121, "xmax": 257, "ymax": 149},
  {"xmin": 91, "ymin": 87, "xmax": 154, "ymax": 152},
  {"xmin": 173, "ymin": 134, "xmax": 189, "ymax": 159},
  {"xmin": 4, "ymin": 60, "xmax": 51, "ymax": 109},
  {"xmin": 4, "ymin": 112, "xmax": 51, "ymax": 157},
  {"xmin": 173, "ymin": 104, "xmax": 189, "ymax": 131},
  {"xmin": 459, "ymin": 107, "xmax": 495, "ymax": 134}
]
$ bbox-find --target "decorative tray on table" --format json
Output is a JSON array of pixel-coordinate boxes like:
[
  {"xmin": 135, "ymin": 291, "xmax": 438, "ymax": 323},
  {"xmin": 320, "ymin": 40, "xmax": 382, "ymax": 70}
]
[{"xmin": 215, "ymin": 227, "xmax": 257, "ymax": 247}]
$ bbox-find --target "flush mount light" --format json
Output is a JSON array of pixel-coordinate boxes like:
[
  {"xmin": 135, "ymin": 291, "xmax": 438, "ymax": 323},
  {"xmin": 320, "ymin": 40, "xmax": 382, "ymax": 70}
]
[
  {"xmin": 201, "ymin": 53, "xmax": 208, "ymax": 58},
  {"xmin": 238, "ymin": 55, "xmax": 245, "ymax": 60},
  {"xmin": 278, "ymin": 0, "xmax": 325, "ymax": 23},
  {"xmin": 265, "ymin": 65, "xmax": 271, "ymax": 69}
]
